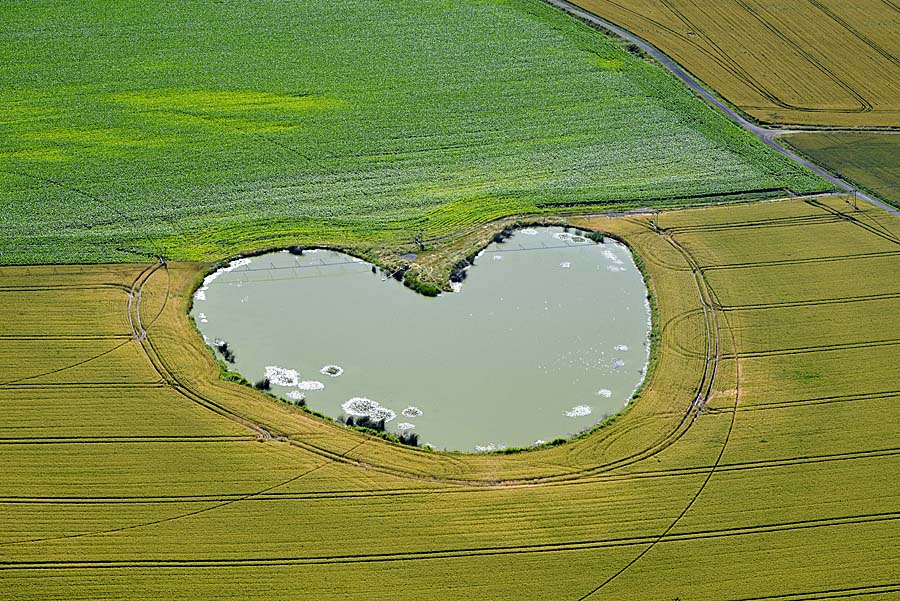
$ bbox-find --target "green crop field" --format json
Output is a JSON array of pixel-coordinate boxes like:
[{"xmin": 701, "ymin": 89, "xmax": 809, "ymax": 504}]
[
  {"xmin": 0, "ymin": 197, "xmax": 897, "ymax": 599},
  {"xmin": 570, "ymin": 0, "xmax": 900, "ymax": 127},
  {"xmin": 784, "ymin": 132, "xmax": 900, "ymax": 210},
  {"xmin": 0, "ymin": 0, "xmax": 827, "ymax": 267}
]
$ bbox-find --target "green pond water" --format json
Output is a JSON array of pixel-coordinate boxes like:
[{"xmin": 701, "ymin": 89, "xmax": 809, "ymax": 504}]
[{"xmin": 191, "ymin": 227, "xmax": 651, "ymax": 451}]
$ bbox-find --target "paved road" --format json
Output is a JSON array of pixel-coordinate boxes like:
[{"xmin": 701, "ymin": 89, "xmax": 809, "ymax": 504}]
[{"xmin": 543, "ymin": 0, "xmax": 900, "ymax": 218}]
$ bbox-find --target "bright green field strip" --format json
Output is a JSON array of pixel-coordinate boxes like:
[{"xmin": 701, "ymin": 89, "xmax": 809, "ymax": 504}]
[
  {"xmin": 0, "ymin": 0, "xmax": 827, "ymax": 265},
  {"xmin": 784, "ymin": 132, "xmax": 900, "ymax": 210}
]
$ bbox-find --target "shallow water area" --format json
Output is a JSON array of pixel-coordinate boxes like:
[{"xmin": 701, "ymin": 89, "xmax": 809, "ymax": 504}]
[{"xmin": 192, "ymin": 227, "xmax": 651, "ymax": 451}]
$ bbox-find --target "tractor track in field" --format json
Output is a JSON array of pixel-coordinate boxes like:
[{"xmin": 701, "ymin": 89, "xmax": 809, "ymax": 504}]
[
  {"xmin": 115, "ymin": 222, "xmax": 724, "ymax": 491},
  {"xmin": 726, "ymin": 389, "xmax": 900, "ymax": 413},
  {"xmin": 3, "ymin": 445, "xmax": 898, "ymax": 505},
  {"xmin": 8, "ymin": 199, "xmax": 895, "ymax": 566},
  {"xmin": 574, "ymin": 196, "xmax": 900, "ymax": 597},
  {"xmin": 7, "ymin": 207, "xmax": 896, "ymax": 582},
  {"xmin": 542, "ymin": 0, "xmax": 900, "ymax": 220},
  {"xmin": 574, "ymin": 224, "xmax": 738, "ymax": 598},
  {"xmin": 0, "ymin": 215, "xmax": 725, "ymax": 547},
  {"xmin": 724, "ymin": 583, "xmax": 900, "ymax": 601},
  {"xmin": 1, "ymin": 512, "xmax": 896, "ymax": 570},
  {"xmin": 702, "ymin": 250, "xmax": 900, "ymax": 271}
]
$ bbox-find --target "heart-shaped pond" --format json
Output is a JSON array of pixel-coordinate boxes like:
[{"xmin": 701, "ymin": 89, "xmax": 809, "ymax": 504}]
[{"xmin": 192, "ymin": 227, "xmax": 651, "ymax": 451}]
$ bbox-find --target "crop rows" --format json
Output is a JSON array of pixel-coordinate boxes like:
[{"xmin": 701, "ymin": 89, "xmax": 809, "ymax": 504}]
[{"xmin": 0, "ymin": 0, "xmax": 828, "ymax": 266}]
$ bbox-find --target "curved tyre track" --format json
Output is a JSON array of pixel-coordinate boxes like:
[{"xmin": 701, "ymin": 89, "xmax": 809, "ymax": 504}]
[{"xmin": 125, "ymin": 227, "xmax": 722, "ymax": 489}]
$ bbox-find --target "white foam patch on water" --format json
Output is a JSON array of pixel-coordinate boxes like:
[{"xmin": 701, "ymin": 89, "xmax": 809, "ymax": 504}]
[
  {"xmin": 264, "ymin": 366, "xmax": 300, "ymax": 387},
  {"xmin": 602, "ymin": 249, "xmax": 623, "ymax": 264},
  {"xmin": 351, "ymin": 257, "xmax": 365, "ymax": 263},
  {"xmin": 229, "ymin": 258, "xmax": 252, "ymax": 269},
  {"xmin": 370, "ymin": 407, "xmax": 396, "ymax": 422},
  {"xmin": 402, "ymin": 406, "xmax": 423, "ymax": 418},
  {"xmin": 611, "ymin": 359, "xmax": 625, "ymax": 369},
  {"xmin": 475, "ymin": 443, "xmax": 506, "ymax": 452},
  {"xmin": 597, "ymin": 389, "xmax": 612, "ymax": 398},
  {"xmin": 342, "ymin": 397, "xmax": 396, "ymax": 422},
  {"xmin": 520, "ymin": 228, "xmax": 538, "ymax": 235},
  {"xmin": 285, "ymin": 391, "xmax": 306, "ymax": 402},
  {"xmin": 397, "ymin": 423, "xmax": 415, "ymax": 430},
  {"xmin": 532, "ymin": 440, "xmax": 546, "ymax": 446},
  {"xmin": 195, "ymin": 258, "xmax": 252, "ymax": 301},
  {"xmin": 564, "ymin": 405, "xmax": 593, "ymax": 417},
  {"xmin": 493, "ymin": 255, "xmax": 503, "ymax": 261},
  {"xmin": 607, "ymin": 265, "xmax": 626, "ymax": 272},
  {"xmin": 343, "ymin": 397, "xmax": 378, "ymax": 415},
  {"xmin": 451, "ymin": 282, "xmax": 463, "ymax": 293},
  {"xmin": 320, "ymin": 365, "xmax": 344, "ymax": 377},
  {"xmin": 559, "ymin": 262, "xmax": 571, "ymax": 269},
  {"xmin": 553, "ymin": 232, "xmax": 590, "ymax": 244},
  {"xmin": 297, "ymin": 380, "xmax": 325, "ymax": 391},
  {"xmin": 614, "ymin": 344, "xmax": 629, "ymax": 352}
]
